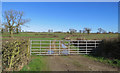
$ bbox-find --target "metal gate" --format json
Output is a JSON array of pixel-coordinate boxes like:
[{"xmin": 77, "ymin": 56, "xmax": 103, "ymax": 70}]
[{"xmin": 30, "ymin": 40, "xmax": 102, "ymax": 55}]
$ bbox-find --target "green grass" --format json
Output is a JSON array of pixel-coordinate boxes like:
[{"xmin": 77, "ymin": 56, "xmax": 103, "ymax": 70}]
[
  {"xmin": 2, "ymin": 32, "xmax": 118, "ymax": 40},
  {"xmin": 30, "ymin": 38, "xmax": 55, "ymax": 40},
  {"xmin": 31, "ymin": 38, "xmax": 55, "ymax": 50},
  {"xmin": 21, "ymin": 55, "xmax": 49, "ymax": 71},
  {"xmin": 70, "ymin": 33, "xmax": 118, "ymax": 40},
  {"xmin": 83, "ymin": 55, "xmax": 120, "ymax": 67}
]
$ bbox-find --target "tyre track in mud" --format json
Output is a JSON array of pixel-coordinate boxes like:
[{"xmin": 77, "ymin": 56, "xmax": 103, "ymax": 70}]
[
  {"xmin": 64, "ymin": 55, "xmax": 118, "ymax": 71},
  {"xmin": 46, "ymin": 55, "xmax": 118, "ymax": 71},
  {"xmin": 46, "ymin": 40, "xmax": 118, "ymax": 71}
]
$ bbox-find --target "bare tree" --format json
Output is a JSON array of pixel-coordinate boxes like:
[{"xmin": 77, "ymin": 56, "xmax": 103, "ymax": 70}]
[
  {"xmin": 69, "ymin": 29, "xmax": 77, "ymax": 34},
  {"xmin": 98, "ymin": 28, "xmax": 106, "ymax": 33},
  {"xmin": 79, "ymin": 30, "xmax": 82, "ymax": 33},
  {"xmin": 84, "ymin": 28, "xmax": 91, "ymax": 34},
  {"xmin": 98, "ymin": 28, "xmax": 102, "ymax": 33},
  {"xmin": 2, "ymin": 10, "xmax": 30, "ymax": 37},
  {"xmin": 1, "ymin": 28, "xmax": 3, "ymax": 33},
  {"xmin": 48, "ymin": 29, "xmax": 53, "ymax": 33}
]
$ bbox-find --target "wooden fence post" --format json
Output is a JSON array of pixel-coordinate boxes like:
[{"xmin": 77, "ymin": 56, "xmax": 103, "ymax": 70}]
[
  {"xmin": 30, "ymin": 40, "xmax": 32, "ymax": 55},
  {"xmin": 28, "ymin": 38, "xmax": 30, "ymax": 55}
]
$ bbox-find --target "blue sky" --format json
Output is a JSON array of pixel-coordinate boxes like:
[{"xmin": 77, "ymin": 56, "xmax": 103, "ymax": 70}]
[{"xmin": 2, "ymin": 2, "xmax": 118, "ymax": 32}]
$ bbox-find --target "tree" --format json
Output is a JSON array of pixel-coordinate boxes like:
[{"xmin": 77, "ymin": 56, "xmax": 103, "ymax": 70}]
[
  {"xmin": 67, "ymin": 31, "xmax": 69, "ymax": 34},
  {"xmin": 84, "ymin": 28, "xmax": 91, "ymax": 34},
  {"xmin": 18, "ymin": 27, "xmax": 21, "ymax": 32},
  {"xmin": 48, "ymin": 29, "xmax": 53, "ymax": 33},
  {"xmin": 69, "ymin": 29, "xmax": 77, "ymax": 34},
  {"xmin": 2, "ymin": 10, "xmax": 30, "ymax": 37},
  {"xmin": 98, "ymin": 28, "xmax": 106, "ymax": 33},
  {"xmin": 79, "ymin": 30, "xmax": 82, "ymax": 33},
  {"xmin": 98, "ymin": 28, "xmax": 102, "ymax": 33},
  {"xmin": 1, "ymin": 28, "xmax": 3, "ymax": 33},
  {"xmin": 83, "ymin": 30, "xmax": 85, "ymax": 33},
  {"xmin": 4, "ymin": 25, "xmax": 8, "ymax": 32}
]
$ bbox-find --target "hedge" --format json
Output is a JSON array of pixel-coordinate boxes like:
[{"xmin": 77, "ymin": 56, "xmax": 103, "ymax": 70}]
[{"xmin": 2, "ymin": 39, "xmax": 30, "ymax": 71}]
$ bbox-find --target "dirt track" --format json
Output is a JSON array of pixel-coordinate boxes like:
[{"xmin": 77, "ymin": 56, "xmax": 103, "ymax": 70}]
[
  {"xmin": 46, "ymin": 55, "xmax": 118, "ymax": 71},
  {"xmin": 46, "ymin": 40, "xmax": 119, "ymax": 71}
]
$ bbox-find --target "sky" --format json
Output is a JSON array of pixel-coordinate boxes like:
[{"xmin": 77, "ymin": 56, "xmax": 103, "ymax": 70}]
[
  {"xmin": 2, "ymin": 0, "xmax": 120, "ymax": 2},
  {"xmin": 2, "ymin": 2, "xmax": 118, "ymax": 32}
]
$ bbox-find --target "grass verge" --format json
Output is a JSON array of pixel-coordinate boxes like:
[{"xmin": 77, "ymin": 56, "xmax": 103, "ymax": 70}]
[
  {"xmin": 83, "ymin": 55, "xmax": 120, "ymax": 67},
  {"xmin": 21, "ymin": 55, "xmax": 48, "ymax": 71}
]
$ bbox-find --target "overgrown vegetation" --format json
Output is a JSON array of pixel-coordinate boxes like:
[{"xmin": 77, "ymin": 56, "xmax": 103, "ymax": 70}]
[
  {"xmin": 95, "ymin": 39, "xmax": 120, "ymax": 59},
  {"xmin": 84, "ymin": 38, "xmax": 120, "ymax": 67},
  {"xmin": 83, "ymin": 55, "xmax": 120, "ymax": 67},
  {"xmin": 2, "ymin": 39, "xmax": 30, "ymax": 71}
]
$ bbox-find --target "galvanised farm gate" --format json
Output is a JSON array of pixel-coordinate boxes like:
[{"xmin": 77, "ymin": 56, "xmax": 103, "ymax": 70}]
[{"xmin": 30, "ymin": 40, "xmax": 102, "ymax": 55}]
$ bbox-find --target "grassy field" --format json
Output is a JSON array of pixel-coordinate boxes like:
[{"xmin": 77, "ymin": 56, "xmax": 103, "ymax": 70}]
[{"xmin": 1, "ymin": 32, "xmax": 118, "ymax": 40}]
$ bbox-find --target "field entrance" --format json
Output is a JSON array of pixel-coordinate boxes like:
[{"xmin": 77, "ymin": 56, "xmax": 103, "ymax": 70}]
[{"xmin": 30, "ymin": 40, "xmax": 102, "ymax": 55}]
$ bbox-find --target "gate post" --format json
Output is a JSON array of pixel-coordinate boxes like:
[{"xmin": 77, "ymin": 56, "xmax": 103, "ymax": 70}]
[
  {"xmin": 95, "ymin": 40, "xmax": 96, "ymax": 48},
  {"xmin": 86, "ymin": 40, "xmax": 87, "ymax": 54},
  {"xmin": 50, "ymin": 40, "xmax": 51, "ymax": 55},
  {"xmin": 40, "ymin": 40, "xmax": 41, "ymax": 55},
  {"xmin": 59, "ymin": 40, "xmax": 60, "ymax": 55},
  {"xmin": 77, "ymin": 40, "xmax": 79, "ymax": 54},
  {"xmin": 68, "ymin": 40, "xmax": 70, "ymax": 55},
  {"xmin": 94, "ymin": 40, "xmax": 97, "ymax": 53},
  {"xmin": 30, "ymin": 40, "xmax": 32, "ymax": 55}
]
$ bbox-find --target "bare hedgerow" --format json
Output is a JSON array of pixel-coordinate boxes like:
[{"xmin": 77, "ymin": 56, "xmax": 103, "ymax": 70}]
[{"xmin": 2, "ymin": 39, "xmax": 30, "ymax": 71}]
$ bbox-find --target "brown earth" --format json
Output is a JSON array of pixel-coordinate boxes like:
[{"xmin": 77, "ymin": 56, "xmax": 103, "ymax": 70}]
[
  {"xmin": 46, "ymin": 55, "xmax": 119, "ymax": 71},
  {"xmin": 44, "ymin": 39, "xmax": 119, "ymax": 71}
]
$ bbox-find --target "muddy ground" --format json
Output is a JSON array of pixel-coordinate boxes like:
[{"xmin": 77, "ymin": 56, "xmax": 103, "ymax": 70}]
[{"xmin": 45, "ymin": 55, "xmax": 119, "ymax": 71}]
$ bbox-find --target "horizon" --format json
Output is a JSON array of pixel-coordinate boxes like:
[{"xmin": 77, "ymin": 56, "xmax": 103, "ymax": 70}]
[{"xmin": 2, "ymin": 2, "xmax": 118, "ymax": 33}]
